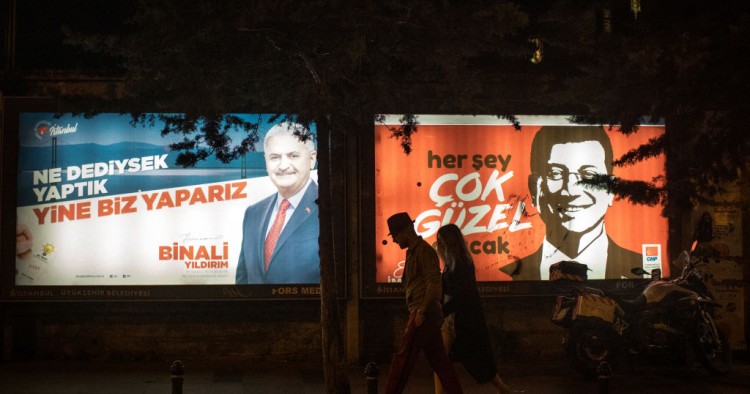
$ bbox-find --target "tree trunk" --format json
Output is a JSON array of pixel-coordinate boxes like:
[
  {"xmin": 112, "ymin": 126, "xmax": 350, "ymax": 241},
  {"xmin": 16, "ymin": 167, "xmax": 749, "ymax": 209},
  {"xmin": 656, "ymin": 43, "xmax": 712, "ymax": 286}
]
[{"xmin": 317, "ymin": 115, "xmax": 351, "ymax": 393}]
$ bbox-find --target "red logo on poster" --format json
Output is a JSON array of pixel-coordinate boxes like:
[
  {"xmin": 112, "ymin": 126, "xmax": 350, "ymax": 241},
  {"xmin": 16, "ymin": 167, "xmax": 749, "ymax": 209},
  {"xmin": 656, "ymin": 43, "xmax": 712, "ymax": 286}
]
[{"xmin": 34, "ymin": 120, "xmax": 51, "ymax": 140}]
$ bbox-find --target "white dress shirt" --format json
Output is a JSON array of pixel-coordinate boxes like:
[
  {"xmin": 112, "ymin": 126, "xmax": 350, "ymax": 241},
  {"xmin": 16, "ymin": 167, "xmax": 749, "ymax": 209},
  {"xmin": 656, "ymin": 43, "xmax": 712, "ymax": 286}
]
[
  {"xmin": 539, "ymin": 225, "xmax": 610, "ymax": 280},
  {"xmin": 264, "ymin": 178, "xmax": 313, "ymax": 238}
]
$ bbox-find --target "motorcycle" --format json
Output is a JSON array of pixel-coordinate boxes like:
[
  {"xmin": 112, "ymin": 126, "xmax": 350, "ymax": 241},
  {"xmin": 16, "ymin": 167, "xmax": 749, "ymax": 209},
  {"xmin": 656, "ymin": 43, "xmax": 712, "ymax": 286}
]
[{"xmin": 550, "ymin": 242, "xmax": 733, "ymax": 377}]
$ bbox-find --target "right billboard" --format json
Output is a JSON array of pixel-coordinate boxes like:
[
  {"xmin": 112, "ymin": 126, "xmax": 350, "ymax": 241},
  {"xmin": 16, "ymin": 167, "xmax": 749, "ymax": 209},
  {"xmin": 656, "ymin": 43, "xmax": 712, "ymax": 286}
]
[{"xmin": 373, "ymin": 115, "xmax": 667, "ymax": 293}]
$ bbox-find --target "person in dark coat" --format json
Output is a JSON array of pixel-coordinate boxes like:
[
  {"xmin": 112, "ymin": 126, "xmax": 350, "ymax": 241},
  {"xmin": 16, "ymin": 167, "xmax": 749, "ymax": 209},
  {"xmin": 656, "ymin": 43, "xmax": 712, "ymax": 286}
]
[{"xmin": 434, "ymin": 224, "xmax": 511, "ymax": 394}]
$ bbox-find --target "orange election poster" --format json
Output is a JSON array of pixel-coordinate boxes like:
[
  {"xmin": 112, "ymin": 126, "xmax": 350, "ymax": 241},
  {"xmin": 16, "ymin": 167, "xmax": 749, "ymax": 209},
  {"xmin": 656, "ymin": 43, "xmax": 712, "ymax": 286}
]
[{"xmin": 374, "ymin": 115, "xmax": 668, "ymax": 283}]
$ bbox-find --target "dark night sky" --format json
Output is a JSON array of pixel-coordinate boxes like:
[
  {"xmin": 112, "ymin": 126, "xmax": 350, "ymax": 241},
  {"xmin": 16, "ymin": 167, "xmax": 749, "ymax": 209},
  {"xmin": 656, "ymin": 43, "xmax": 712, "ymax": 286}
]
[{"xmin": 13, "ymin": 0, "xmax": 133, "ymax": 70}]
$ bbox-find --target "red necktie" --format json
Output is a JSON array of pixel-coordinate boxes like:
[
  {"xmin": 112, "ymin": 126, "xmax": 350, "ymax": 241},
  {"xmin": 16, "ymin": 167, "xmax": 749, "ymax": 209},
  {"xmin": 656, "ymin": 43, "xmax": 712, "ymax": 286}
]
[{"xmin": 264, "ymin": 199, "xmax": 291, "ymax": 271}]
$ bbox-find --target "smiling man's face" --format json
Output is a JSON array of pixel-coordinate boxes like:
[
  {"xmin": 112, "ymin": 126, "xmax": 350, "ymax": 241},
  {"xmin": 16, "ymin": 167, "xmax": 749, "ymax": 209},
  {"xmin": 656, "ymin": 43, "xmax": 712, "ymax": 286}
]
[
  {"xmin": 535, "ymin": 140, "xmax": 614, "ymax": 234},
  {"xmin": 264, "ymin": 133, "xmax": 317, "ymax": 199}
]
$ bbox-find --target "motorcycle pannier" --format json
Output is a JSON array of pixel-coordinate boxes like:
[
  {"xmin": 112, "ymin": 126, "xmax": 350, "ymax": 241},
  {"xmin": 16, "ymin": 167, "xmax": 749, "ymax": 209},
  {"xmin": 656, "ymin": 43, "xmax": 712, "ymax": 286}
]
[
  {"xmin": 551, "ymin": 295, "xmax": 576, "ymax": 327},
  {"xmin": 573, "ymin": 293, "xmax": 616, "ymax": 325},
  {"xmin": 549, "ymin": 261, "xmax": 588, "ymax": 282}
]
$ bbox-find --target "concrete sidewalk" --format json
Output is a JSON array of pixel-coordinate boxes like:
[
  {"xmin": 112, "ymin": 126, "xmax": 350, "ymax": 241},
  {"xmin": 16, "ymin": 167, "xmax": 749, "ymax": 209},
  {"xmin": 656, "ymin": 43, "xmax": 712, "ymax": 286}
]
[{"xmin": 1, "ymin": 355, "xmax": 749, "ymax": 393}]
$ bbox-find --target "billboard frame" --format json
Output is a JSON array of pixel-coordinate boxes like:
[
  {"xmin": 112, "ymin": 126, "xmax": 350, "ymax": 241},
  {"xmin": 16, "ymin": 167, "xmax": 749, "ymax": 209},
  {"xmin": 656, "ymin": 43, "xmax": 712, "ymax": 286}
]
[
  {"xmin": 1, "ymin": 97, "xmax": 346, "ymax": 301},
  {"xmin": 361, "ymin": 114, "xmax": 669, "ymax": 298}
]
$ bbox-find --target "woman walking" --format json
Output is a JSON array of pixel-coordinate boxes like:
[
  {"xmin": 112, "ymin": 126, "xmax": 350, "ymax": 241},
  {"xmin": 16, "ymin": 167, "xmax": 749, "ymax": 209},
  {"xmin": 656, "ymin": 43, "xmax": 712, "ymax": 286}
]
[{"xmin": 434, "ymin": 223, "xmax": 511, "ymax": 394}]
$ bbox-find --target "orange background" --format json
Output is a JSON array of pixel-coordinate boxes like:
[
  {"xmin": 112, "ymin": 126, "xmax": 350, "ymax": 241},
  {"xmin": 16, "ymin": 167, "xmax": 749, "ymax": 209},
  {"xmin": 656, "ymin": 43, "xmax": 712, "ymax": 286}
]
[{"xmin": 374, "ymin": 123, "xmax": 668, "ymax": 282}]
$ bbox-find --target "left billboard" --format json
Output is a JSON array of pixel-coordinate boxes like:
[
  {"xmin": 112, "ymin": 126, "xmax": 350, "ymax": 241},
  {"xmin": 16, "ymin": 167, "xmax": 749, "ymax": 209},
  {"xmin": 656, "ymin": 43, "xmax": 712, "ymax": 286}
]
[{"xmin": 2, "ymin": 100, "xmax": 328, "ymax": 300}]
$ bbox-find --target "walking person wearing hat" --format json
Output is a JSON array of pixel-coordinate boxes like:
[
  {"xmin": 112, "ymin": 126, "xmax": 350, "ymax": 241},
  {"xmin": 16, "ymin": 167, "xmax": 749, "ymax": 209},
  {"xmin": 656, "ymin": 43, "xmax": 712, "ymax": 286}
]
[{"xmin": 384, "ymin": 212, "xmax": 463, "ymax": 394}]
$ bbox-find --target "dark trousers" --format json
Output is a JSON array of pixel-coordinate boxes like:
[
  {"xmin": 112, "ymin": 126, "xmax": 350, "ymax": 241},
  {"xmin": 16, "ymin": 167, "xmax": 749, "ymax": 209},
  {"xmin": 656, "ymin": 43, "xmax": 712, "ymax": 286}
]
[{"xmin": 385, "ymin": 312, "xmax": 463, "ymax": 394}]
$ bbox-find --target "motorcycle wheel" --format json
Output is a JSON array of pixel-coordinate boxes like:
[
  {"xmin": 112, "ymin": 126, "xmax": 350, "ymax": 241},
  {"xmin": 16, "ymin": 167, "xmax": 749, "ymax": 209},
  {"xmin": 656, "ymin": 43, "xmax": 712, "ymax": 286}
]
[
  {"xmin": 693, "ymin": 313, "xmax": 732, "ymax": 376},
  {"xmin": 567, "ymin": 327, "xmax": 615, "ymax": 378}
]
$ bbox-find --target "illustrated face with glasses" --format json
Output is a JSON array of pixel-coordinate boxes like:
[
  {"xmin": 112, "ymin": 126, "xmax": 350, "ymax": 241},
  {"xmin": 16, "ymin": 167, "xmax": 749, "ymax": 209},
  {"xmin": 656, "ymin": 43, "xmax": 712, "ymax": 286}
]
[{"xmin": 532, "ymin": 140, "xmax": 615, "ymax": 235}]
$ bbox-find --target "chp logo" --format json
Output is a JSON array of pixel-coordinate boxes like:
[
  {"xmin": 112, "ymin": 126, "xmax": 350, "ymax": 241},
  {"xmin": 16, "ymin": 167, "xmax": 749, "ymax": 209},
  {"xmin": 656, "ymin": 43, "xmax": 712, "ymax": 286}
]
[
  {"xmin": 34, "ymin": 120, "xmax": 51, "ymax": 140},
  {"xmin": 642, "ymin": 244, "xmax": 662, "ymax": 273}
]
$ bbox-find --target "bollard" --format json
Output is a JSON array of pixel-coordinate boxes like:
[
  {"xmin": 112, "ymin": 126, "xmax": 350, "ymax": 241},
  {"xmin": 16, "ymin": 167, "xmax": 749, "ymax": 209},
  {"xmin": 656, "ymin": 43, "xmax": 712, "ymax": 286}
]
[
  {"xmin": 597, "ymin": 361, "xmax": 611, "ymax": 394},
  {"xmin": 170, "ymin": 360, "xmax": 184, "ymax": 394},
  {"xmin": 364, "ymin": 361, "xmax": 379, "ymax": 394}
]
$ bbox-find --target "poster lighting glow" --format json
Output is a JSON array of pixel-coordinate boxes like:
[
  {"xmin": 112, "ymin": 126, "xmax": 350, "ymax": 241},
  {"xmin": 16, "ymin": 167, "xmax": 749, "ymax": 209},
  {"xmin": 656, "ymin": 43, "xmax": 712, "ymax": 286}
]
[
  {"xmin": 374, "ymin": 115, "xmax": 668, "ymax": 283},
  {"xmin": 15, "ymin": 113, "xmax": 319, "ymax": 287}
]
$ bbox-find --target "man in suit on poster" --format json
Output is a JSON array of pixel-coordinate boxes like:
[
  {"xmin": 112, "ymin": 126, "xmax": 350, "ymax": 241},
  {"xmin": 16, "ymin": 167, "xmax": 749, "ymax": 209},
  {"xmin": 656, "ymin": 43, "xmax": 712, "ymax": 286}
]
[
  {"xmin": 235, "ymin": 122, "xmax": 320, "ymax": 284},
  {"xmin": 502, "ymin": 125, "xmax": 642, "ymax": 280}
]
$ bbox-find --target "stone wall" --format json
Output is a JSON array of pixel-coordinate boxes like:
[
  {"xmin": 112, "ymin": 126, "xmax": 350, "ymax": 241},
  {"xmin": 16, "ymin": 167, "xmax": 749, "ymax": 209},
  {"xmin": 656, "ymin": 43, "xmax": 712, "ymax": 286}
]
[
  {"xmin": 2, "ymin": 301, "xmax": 323, "ymax": 364},
  {"xmin": 358, "ymin": 296, "xmax": 564, "ymax": 365},
  {"xmin": 2, "ymin": 296, "xmax": 568, "ymax": 365}
]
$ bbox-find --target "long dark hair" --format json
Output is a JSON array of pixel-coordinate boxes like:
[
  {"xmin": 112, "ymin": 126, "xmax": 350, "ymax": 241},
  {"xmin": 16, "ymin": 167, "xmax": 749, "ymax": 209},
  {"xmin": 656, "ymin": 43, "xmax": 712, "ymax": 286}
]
[{"xmin": 436, "ymin": 223, "xmax": 474, "ymax": 273}]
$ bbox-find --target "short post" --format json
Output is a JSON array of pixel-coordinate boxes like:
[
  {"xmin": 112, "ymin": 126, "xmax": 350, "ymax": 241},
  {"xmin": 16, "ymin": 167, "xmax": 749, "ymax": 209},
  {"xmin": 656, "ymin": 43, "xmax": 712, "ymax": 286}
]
[
  {"xmin": 597, "ymin": 361, "xmax": 611, "ymax": 394},
  {"xmin": 170, "ymin": 360, "xmax": 184, "ymax": 394},
  {"xmin": 364, "ymin": 361, "xmax": 379, "ymax": 394}
]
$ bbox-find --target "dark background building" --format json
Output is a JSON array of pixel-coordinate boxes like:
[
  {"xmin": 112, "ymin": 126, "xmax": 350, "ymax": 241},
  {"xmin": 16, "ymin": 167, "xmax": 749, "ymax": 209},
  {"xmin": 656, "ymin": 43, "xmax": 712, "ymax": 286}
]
[{"xmin": 1, "ymin": 0, "xmax": 748, "ymax": 371}]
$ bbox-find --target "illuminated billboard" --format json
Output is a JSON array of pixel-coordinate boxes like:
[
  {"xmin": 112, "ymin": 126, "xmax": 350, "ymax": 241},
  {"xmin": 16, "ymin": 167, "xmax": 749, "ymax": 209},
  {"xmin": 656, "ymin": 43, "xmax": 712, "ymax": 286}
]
[
  {"xmin": 368, "ymin": 115, "xmax": 668, "ymax": 296},
  {"xmin": 2, "ymin": 99, "xmax": 332, "ymax": 300}
]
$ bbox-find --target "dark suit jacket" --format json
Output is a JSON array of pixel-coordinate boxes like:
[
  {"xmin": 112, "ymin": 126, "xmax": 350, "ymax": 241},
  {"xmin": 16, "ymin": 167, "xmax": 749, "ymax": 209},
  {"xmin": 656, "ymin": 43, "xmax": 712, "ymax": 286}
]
[
  {"xmin": 501, "ymin": 236, "xmax": 642, "ymax": 280},
  {"xmin": 235, "ymin": 182, "xmax": 319, "ymax": 284}
]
